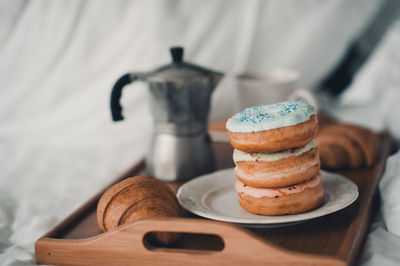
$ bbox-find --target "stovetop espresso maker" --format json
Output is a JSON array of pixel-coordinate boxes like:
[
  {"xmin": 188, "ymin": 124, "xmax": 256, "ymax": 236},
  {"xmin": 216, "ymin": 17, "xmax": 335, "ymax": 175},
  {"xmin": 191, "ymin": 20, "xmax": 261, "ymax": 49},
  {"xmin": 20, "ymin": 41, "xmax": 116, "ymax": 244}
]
[{"xmin": 110, "ymin": 47, "xmax": 223, "ymax": 182}]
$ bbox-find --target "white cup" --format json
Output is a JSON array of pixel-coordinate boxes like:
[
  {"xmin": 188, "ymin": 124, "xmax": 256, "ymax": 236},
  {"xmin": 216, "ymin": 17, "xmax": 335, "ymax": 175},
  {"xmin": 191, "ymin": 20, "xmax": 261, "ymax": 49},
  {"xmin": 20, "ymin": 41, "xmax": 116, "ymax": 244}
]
[{"xmin": 236, "ymin": 68, "xmax": 317, "ymax": 109}]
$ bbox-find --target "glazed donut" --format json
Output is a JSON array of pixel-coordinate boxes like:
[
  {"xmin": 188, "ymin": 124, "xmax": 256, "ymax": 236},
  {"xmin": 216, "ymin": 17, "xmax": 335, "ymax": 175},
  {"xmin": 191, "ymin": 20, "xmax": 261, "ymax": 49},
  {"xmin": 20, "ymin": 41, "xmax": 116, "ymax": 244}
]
[
  {"xmin": 235, "ymin": 172, "xmax": 324, "ymax": 215},
  {"xmin": 226, "ymin": 101, "xmax": 318, "ymax": 153},
  {"xmin": 234, "ymin": 140, "xmax": 320, "ymax": 188}
]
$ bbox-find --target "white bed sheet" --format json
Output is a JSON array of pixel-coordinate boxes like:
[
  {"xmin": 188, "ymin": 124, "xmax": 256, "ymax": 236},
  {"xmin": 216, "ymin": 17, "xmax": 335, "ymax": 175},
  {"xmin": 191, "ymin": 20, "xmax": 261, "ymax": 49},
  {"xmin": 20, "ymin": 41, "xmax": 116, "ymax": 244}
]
[
  {"xmin": 328, "ymin": 20, "xmax": 400, "ymax": 266},
  {"xmin": 0, "ymin": 0, "xmax": 396, "ymax": 265}
]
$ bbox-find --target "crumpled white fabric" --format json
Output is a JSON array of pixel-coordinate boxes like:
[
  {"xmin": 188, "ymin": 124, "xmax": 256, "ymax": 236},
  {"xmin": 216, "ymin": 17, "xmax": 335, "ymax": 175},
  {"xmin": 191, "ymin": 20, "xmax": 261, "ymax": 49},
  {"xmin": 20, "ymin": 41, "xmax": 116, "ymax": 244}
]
[
  {"xmin": 330, "ymin": 20, "xmax": 400, "ymax": 138},
  {"xmin": 0, "ymin": 0, "xmax": 385, "ymax": 265},
  {"xmin": 358, "ymin": 213, "xmax": 400, "ymax": 266},
  {"xmin": 324, "ymin": 20, "xmax": 400, "ymax": 266},
  {"xmin": 379, "ymin": 152, "xmax": 400, "ymax": 236},
  {"xmin": 329, "ymin": 19, "xmax": 400, "ymax": 233}
]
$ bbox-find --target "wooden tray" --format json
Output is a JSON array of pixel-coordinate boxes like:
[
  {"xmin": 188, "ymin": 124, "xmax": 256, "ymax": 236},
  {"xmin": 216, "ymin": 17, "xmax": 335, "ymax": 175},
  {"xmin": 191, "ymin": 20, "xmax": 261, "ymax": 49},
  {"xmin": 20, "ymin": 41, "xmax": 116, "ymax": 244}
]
[{"xmin": 35, "ymin": 133, "xmax": 392, "ymax": 266}]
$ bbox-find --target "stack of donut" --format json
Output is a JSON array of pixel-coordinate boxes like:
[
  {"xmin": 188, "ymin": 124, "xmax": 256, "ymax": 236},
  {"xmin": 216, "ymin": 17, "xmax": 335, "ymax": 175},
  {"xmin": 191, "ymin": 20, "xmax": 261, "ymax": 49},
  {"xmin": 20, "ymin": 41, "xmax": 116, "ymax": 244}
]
[{"xmin": 226, "ymin": 101, "xmax": 323, "ymax": 215}]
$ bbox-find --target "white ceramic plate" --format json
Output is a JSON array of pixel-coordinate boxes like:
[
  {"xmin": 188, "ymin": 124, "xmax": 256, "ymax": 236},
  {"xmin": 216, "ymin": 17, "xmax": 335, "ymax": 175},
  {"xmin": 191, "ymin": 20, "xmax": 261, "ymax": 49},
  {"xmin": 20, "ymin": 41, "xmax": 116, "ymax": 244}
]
[{"xmin": 177, "ymin": 168, "xmax": 358, "ymax": 228}]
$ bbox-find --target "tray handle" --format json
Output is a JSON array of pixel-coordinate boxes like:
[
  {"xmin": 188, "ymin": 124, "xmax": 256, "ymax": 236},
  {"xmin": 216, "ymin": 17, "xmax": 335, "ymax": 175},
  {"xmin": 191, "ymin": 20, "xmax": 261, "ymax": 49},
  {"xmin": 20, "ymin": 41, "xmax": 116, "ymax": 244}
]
[{"xmin": 36, "ymin": 217, "xmax": 346, "ymax": 266}]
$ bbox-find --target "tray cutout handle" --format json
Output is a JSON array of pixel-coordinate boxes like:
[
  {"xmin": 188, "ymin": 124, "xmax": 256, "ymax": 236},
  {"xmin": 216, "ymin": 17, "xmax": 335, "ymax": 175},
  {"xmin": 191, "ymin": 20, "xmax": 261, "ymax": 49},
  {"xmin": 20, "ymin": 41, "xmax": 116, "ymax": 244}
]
[
  {"xmin": 36, "ymin": 217, "xmax": 347, "ymax": 266},
  {"xmin": 143, "ymin": 231, "xmax": 225, "ymax": 252}
]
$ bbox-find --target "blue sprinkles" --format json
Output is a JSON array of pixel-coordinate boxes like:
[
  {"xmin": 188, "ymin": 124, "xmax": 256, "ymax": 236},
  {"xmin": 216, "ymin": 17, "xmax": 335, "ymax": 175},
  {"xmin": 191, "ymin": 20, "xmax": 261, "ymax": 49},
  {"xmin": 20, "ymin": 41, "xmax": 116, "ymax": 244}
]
[{"xmin": 233, "ymin": 101, "xmax": 313, "ymax": 124}]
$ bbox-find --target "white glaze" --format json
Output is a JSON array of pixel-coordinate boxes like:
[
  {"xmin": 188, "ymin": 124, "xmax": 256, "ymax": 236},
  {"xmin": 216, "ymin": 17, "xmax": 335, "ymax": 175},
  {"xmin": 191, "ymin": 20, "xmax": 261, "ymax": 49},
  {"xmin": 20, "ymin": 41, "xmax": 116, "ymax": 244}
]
[
  {"xmin": 235, "ymin": 159, "xmax": 319, "ymax": 181},
  {"xmin": 226, "ymin": 100, "xmax": 316, "ymax": 133},
  {"xmin": 233, "ymin": 140, "xmax": 316, "ymax": 163},
  {"xmin": 235, "ymin": 172, "xmax": 322, "ymax": 198}
]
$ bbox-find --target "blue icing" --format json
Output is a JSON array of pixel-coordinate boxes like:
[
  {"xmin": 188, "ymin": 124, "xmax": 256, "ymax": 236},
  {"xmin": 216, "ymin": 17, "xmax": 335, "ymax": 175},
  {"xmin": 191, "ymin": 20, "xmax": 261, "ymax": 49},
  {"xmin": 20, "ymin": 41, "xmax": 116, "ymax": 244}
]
[{"xmin": 226, "ymin": 101, "xmax": 316, "ymax": 132}]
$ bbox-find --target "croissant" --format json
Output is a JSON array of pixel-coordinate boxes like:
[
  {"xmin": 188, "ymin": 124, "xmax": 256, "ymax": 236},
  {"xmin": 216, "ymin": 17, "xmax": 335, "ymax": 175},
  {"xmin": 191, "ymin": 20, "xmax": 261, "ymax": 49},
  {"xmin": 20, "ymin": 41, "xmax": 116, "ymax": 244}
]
[
  {"xmin": 316, "ymin": 124, "xmax": 379, "ymax": 170},
  {"xmin": 97, "ymin": 176, "xmax": 181, "ymax": 245}
]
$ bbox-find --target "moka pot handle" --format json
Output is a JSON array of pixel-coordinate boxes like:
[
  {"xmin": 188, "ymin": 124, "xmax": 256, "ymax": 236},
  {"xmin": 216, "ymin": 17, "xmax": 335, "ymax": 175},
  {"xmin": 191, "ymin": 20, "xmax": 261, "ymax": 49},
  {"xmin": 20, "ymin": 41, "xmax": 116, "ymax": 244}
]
[{"xmin": 110, "ymin": 73, "xmax": 139, "ymax": 121}]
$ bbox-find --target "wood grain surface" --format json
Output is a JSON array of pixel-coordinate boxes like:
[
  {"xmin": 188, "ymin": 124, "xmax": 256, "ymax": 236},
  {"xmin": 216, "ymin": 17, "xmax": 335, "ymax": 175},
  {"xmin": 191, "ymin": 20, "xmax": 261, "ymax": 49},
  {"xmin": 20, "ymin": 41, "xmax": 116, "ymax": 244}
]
[{"xmin": 35, "ymin": 131, "xmax": 392, "ymax": 266}]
